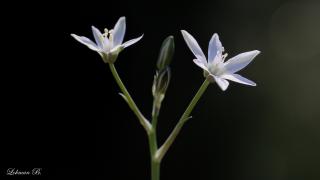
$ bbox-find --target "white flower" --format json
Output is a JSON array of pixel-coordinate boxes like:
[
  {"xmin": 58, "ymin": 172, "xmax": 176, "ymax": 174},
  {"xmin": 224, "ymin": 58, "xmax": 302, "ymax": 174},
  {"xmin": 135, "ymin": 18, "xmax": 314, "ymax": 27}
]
[
  {"xmin": 181, "ymin": 30, "xmax": 260, "ymax": 91},
  {"xmin": 71, "ymin": 17, "xmax": 143, "ymax": 63}
]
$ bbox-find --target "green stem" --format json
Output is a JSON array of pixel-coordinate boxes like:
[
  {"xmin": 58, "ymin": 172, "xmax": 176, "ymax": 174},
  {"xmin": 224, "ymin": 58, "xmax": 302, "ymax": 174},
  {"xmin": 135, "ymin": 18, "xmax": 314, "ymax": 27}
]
[
  {"xmin": 109, "ymin": 63, "xmax": 151, "ymax": 133},
  {"xmin": 156, "ymin": 79, "xmax": 210, "ymax": 161},
  {"xmin": 148, "ymin": 128, "xmax": 160, "ymax": 180},
  {"xmin": 151, "ymin": 159, "xmax": 160, "ymax": 180},
  {"xmin": 109, "ymin": 63, "xmax": 161, "ymax": 180},
  {"xmin": 149, "ymin": 96, "xmax": 162, "ymax": 180},
  {"xmin": 151, "ymin": 97, "xmax": 162, "ymax": 132}
]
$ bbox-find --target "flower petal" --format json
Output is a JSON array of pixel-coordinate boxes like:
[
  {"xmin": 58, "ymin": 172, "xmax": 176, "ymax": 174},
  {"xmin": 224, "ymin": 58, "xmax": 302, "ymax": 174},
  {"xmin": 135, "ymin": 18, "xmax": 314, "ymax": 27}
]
[
  {"xmin": 208, "ymin": 33, "xmax": 224, "ymax": 64},
  {"xmin": 211, "ymin": 75, "xmax": 229, "ymax": 91},
  {"xmin": 91, "ymin": 26, "xmax": 103, "ymax": 48},
  {"xmin": 181, "ymin": 30, "xmax": 206, "ymax": 62},
  {"xmin": 113, "ymin": 17, "xmax": 126, "ymax": 46},
  {"xmin": 122, "ymin": 34, "xmax": 143, "ymax": 48},
  {"xmin": 193, "ymin": 59, "xmax": 209, "ymax": 72},
  {"xmin": 221, "ymin": 74, "xmax": 256, "ymax": 86},
  {"xmin": 71, "ymin": 34, "xmax": 99, "ymax": 51},
  {"xmin": 224, "ymin": 50, "xmax": 260, "ymax": 73}
]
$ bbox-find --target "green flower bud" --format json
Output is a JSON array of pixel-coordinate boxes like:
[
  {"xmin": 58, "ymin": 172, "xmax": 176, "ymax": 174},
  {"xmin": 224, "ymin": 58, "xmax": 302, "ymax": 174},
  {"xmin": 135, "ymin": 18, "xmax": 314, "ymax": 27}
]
[
  {"xmin": 152, "ymin": 67, "xmax": 171, "ymax": 100},
  {"xmin": 156, "ymin": 36, "xmax": 175, "ymax": 70}
]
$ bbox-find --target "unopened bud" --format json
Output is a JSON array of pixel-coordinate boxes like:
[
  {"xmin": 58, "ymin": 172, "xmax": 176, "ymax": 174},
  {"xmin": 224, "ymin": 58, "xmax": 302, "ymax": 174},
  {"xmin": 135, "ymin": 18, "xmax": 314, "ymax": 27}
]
[
  {"xmin": 156, "ymin": 36, "xmax": 174, "ymax": 70},
  {"xmin": 152, "ymin": 67, "xmax": 171, "ymax": 99}
]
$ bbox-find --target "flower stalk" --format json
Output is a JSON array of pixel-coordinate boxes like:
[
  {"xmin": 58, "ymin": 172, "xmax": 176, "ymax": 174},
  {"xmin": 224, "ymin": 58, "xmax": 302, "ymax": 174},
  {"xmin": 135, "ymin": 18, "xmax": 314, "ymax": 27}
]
[
  {"xmin": 110, "ymin": 62, "xmax": 161, "ymax": 180},
  {"xmin": 109, "ymin": 63, "xmax": 152, "ymax": 133},
  {"xmin": 156, "ymin": 78, "xmax": 210, "ymax": 161},
  {"xmin": 148, "ymin": 127, "xmax": 160, "ymax": 180}
]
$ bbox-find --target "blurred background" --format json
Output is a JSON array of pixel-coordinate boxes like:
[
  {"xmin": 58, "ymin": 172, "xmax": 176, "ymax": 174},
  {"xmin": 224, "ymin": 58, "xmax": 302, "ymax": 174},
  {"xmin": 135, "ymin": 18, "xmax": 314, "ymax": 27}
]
[{"xmin": 1, "ymin": 0, "xmax": 320, "ymax": 179}]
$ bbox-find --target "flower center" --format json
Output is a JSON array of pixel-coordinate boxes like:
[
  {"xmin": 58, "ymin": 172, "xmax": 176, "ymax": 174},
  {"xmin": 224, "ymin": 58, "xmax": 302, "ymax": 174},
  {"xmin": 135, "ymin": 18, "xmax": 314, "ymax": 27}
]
[
  {"xmin": 101, "ymin": 28, "xmax": 114, "ymax": 52},
  {"xmin": 208, "ymin": 53, "xmax": 228, "ymax": 76},
  {"xmin": 208, "ymin": 63, "xmax": 223, "ymax": 75}
]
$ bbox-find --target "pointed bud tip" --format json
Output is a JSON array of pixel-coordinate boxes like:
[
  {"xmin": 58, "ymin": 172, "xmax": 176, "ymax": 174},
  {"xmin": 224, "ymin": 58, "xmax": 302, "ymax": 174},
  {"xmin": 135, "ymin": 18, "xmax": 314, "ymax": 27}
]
[{"xmin": 156, "ymin": 35, "xmax": 175, "ymax": 70}]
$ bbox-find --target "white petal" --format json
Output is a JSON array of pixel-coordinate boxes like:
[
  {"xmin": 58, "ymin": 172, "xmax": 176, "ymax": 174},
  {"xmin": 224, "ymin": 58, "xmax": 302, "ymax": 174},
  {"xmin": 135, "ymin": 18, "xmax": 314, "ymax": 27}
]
[
  {"xmin": 113, "ymin": 17, "xmax": 126, "ymax": 46},
  {"xmin": 221, "ymin": 74, "xmax": 256, "ymax": 86},
  {"xmin": 71, "ymin": 34, "xmax": 99, "ymax": 51},
  {"xmin": 181, "ymin": 30, "xmax": 206, "ymax": 61},
  {"xmin": 193, "ymin": 59, "xmax": 209, "ymax": 72},
  {"xmin": 91, "ymin": 26, "xmax": 103, "ymax": 48},
  {"xmin": 122, "ymin": 34, "xmax": 143, "ymax": 48},
  {"xmin": 208, "ymin": 33, "xmax": 224, "ymax": 64},
  {"xmin": 224, "ymin": 50, "xmax": 260, "ymax": 73},
  {"xmin": 211, "ymin": 75, "xmax": 229, "ymax": 91}
]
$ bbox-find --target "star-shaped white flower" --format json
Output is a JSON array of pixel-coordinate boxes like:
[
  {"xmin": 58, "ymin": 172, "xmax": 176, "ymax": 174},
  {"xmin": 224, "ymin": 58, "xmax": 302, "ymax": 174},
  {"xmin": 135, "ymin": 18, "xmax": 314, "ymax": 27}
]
[
  {"xmin": 71, "ymin": 17, "xmax": 143, "ymax": 63},
  {"xmin": 181, "ymin": 30, "xmax": 260, "ymax": 91}
]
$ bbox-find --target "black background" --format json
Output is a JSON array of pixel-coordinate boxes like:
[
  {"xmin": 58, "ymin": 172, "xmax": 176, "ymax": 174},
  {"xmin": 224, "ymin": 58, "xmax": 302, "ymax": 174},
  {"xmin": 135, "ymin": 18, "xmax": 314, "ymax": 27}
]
[{"xmin": 2, "ymin": 0, "xmax": 320, "ymax": 179}]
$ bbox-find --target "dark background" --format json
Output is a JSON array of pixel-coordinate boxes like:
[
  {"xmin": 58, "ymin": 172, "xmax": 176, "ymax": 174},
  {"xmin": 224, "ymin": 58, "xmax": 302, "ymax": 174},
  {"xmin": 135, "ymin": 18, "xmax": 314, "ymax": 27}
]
[{"xmin": 2, "ymin": 0, "xmax": 320, "ymax": 179}]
